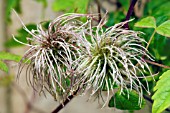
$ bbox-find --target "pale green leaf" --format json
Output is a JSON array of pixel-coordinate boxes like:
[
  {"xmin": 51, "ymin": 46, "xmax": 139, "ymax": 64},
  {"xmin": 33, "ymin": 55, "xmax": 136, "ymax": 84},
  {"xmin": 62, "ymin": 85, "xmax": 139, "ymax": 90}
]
[
  {"xmin": 5, "ymin": 24, "xmax": 37, "ymax": 48},
  {"xmin": 109, "ymin": 90, "xmax": 145, "ymax": 110},
  {"xmin": 135, "ymin": 16, "xmax": 156, "ymax": 28},
  {"xmin": 152, "ymin": 70, "xmax": 170, "ymax": 113},
  {"xmin": 0, "ymin": 51, "xmax": 22, "ymax": 62},
  {"xmin": 52, "ymin": 0, "xmax": 89, "ymax": 13},
  {"xmin": 0, "ymin": 60, "xmax": 8, "ymax": 73},
  {"xmin": 119, "ymin": 0, "xmax": 130, "ymax": 11},
  {"xmin": 6, "ymin": 0, "xmax": 21, "ymax": 23},
  {"xmin": 156, "ymin": 20, "xmax": 170, "ymax": 37}
]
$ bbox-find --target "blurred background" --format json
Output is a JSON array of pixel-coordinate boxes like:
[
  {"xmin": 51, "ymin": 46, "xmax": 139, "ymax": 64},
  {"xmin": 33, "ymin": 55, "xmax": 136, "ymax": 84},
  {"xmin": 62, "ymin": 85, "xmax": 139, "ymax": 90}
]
[{"xmin": 0, "ymin": 0, "xmax": 170, "ymax": 113}]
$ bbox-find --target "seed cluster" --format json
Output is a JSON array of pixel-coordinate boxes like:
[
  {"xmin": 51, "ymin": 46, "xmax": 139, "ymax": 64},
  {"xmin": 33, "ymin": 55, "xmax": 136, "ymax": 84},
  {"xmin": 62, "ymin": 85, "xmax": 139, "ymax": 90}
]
[{"xmin": 16, "ymin": 13, "xmax": 153, "ymax": 106}]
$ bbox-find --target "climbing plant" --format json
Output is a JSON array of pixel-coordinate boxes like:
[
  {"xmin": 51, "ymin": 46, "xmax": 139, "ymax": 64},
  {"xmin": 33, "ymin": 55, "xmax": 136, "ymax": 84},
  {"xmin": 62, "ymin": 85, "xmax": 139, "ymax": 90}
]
[{"xmin": 1, "ymin": 0, "xmax": 170, "ymax": 113}]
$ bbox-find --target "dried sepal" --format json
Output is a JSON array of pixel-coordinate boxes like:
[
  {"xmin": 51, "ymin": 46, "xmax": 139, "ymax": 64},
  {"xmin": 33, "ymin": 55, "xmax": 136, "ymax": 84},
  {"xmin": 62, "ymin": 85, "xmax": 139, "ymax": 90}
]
[
  {"xmin": 74, "ymin": 19, "xmax": 154, "ymax": 107},
  {"xmin": 16, "ymin": 13, "xmax": 95, "ymax": 102}
]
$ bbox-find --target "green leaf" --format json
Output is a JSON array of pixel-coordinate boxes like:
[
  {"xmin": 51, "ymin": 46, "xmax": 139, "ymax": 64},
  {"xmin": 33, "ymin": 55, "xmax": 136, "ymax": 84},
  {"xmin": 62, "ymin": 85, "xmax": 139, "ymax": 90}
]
[
  {"xmin": 5, "ymin": 0, "xmax": 21, "ymax": 23},
  {"xmin": 0, "ymin": 61, "xmax": 8, "ymax": 73},
  {"xmin": 106, "ymin": 12, "xmax": 125, "ymax": 27},
  {"xmin": 150, "ymin": 1, "xmax": 170, "ymax": 18},
  {"xmin": 52, "ymin": 0, "xmax": 89, "ymax": 13},
  {"xmin": 13, "ymin": 0, "xmax": 21, "ymax": 13},
  {"xmin": 156, "ymin": 16, "xmax": 169, "ymax": 27},
  {"xmin": 119, "ymin": 0, "xmax": 130, "ymax": 12},
  {"xmin": 5, "ymin": 24, "xmax": 37, "ymax": 48},
  {"xmin": 109, "ymin": 90, "xmax": 145, "ymax": 110},
  {"xmin": 156, "ymin": 20, "xmax": 170, "ymax": 37},
  {"xmin": 135, "ymin": 16, "xmax": 156, "ymax": 28},
  {"xmin": 152, "ymin": 70, "xmax": 170, "ymax": 113},
  {"xmin": 0, "ymin": 51, "xmax": 22, "ymax": 62}
]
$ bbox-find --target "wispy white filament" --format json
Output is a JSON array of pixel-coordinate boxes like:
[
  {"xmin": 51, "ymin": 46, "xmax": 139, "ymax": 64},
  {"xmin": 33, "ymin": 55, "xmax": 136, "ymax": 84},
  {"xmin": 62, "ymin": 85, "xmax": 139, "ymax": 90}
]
[{"xmin": 74, "ymin": 20, "xmax": 153, "ymax": 107}]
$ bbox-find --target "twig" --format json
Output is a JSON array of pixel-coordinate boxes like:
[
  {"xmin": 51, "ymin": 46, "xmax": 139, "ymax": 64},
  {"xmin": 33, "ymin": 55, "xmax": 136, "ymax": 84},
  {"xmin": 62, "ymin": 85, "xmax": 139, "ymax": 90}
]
[
  {"xmin": 146, "ymin": 30, "xmax": 156, "ymax": 49},
  {"xmin": 52, "ymin": 90, "xmax": 78, "ymax": 113},
  {"xmin": 95, "ymin": 0, "xmax": 102, "ymax": 23},
  {"xmin": 124, "ymin": 0, "xmax": 138, "ymax": 29},
  {"xmin": 144, "ymin": 59, "xmax": 170, "ymax": 69},
  {"xmin": 143, "ymin": 95, "xmax": 153, "ymax": 103}
]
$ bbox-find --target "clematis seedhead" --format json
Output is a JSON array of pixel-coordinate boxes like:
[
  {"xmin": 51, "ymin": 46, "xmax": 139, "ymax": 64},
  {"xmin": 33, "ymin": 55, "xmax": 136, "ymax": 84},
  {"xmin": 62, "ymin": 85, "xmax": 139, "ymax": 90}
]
[
  {"xmin": 16, "ymin": 13, "xmax": 153, "ymax": 106},
  {"xmin": 74, "ymin": 19, "xmax": 154, "ymax": 107},
  {"xmin": 16, "ymin": 13, "xmax": 95, "ymax": 102}
]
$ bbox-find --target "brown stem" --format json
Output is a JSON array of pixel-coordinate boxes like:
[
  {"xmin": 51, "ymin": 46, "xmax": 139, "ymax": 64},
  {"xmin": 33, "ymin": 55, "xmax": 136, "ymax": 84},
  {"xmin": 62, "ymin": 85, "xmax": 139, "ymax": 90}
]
[
  {"xmin": 124, "ymin": 0, "xmax": 138, "ymax": 29},
  {"xmin": 146, "ymin": 30, "xmax": 156, "ymax": 49},
  {"xmin": 144, "ymin": 59, "xmax": 170, "ymax": 69},
  {"xmin": 95, "ymin": 0, "xmax": 102, "ymax": 23},
  {"xmin": 52, "ymin": 90, "xmax": 78, "ymax": 113}
]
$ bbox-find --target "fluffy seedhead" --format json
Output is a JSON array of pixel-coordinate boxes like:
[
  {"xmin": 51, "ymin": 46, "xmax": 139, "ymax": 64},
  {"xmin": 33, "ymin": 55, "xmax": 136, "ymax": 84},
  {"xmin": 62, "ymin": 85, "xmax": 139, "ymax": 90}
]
[
  {"xmin": 16, "ymin": 12, "xmax": 153, "ymax": 107},
  {"xmin": 74, "ymin": 19, "xmax": 154, "ymax": 107},
  {"xmin": 16, "ymin": 13, "xmax": 95, "ymax": 102}
]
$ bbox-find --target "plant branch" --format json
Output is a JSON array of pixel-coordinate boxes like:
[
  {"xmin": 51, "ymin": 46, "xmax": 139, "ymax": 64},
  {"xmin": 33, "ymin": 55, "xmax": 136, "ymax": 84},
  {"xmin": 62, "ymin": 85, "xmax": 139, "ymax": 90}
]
[
  {"xmin": 52, "ymin": 90, "xmax": 78, "ymax": 113},
  {"xmin": 144, "ymin": 59, "xmax": 170, "ymax": 69},
  {"xmin": 124, "ymin": 0, "xmax": 138, "ymax": 29},
  {"xmin": 146, "ymin": 30, "xmax": 156, "ymax": 49},
  {"xmin": 95, "ymin": 0, "xmax": 102, "ymax": 23},
  {"xmin": 140, "ymin": 29, "xmax": 170, "ymax": 70}
]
